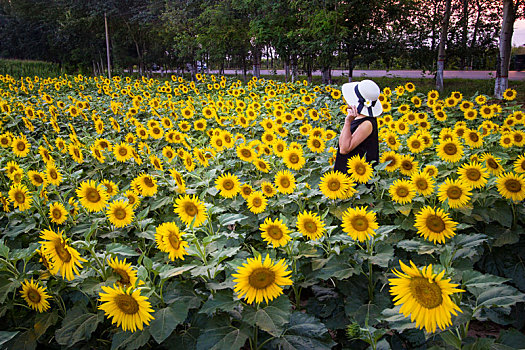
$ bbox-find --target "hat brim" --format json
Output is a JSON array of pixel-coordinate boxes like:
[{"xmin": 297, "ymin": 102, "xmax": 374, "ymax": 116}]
[{"xmin": 342, "ymin": 82, "xmax": 383, "ymax": 117}]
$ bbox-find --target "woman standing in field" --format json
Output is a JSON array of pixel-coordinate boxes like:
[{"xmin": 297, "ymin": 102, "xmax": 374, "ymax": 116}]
[{"xmin": 334, "ymin": 79, "xmax": 382, "ymax": 175}]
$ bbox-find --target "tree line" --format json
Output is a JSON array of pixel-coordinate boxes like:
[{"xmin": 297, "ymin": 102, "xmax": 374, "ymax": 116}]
[{"xmin": 0, "ymin": 0, "xmax": 523, "ymax": 96}]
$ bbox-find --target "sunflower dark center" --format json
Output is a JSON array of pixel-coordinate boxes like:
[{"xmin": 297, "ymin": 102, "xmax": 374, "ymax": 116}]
[
  {"xmin": 426, "ymin": 215, "xmax": 445, "ymax": 233},
  {"xmin": 27, "ymin": 288, "xmax": 41, "ymax": 303},
  {"xmin": 327, "ymin": 178, "xmax": 341, "ymax": 191},
  {"xmin": 469, "ymin": 133, "xmax": 479, "ymax": 142},
  {"xmin": 118, "ymin": 147, "xmax": 128, "ymax": 156},
  {"xmin": 52, "ymin": 208, "xmax": 62, "ymax": 219},
  {"xmin": 222, "ymin": 179, "xmax": 234, "ymax": 190},
  {"xmin": 168, "ymin": 232, "xmax": 181, "ymax": 250},
  {"xmin": 114, "ymin": 207, "xmax": 127, "ymax": 220},
  {"xmin": 16, "ymin": 141, "xmax": 26, "ymax": 151},
  {"xmin": 487, "ymin": 159, "xmax": 498, "ymax": 169},
  {"xmin": 514, "ymin": 134, "xmax": 523, "ymax": 143},
  {"xmin": 303, "ymin": 219, "xmax": 317, "ymax": 233},
  {"xmin": 416, "ymin": 179, "xmax": 428, "ymax": 190},
  {"xmin": 351, "ymin": 215, "xmax": 369, "ymax": 231},
  {"xmin": 385, "ymin": 156, "xmax": 396, "ymax": 166},
  {"xmin": 277, "ymin": 145, "xmax": 284, "ymax": 152},
  {"xmin": 248, "ymin": 268, "xmax": 275, "ymax": 289},
  {"xmin": 86, "ymin": 188, "xmax": 101, "ymax": 203},
  {"xmin": 312, "ymin": 140, "xmax": 321, "ymax": 148},
  {"xmin": 466, "ymin": 169, "xmax": 481, "ymax": 181},
  {"xmin": 33, "ymin": 174, "xmax": 44, "ymax": 184},
  {"xmin": 114, "ymin": 268, "xmax": 131, "ymax": 285},
  {"xmin": 411, "ymin": 140, "xmax": 421, "ymax": 149},
  {"xmin": 504, "ymin": 179, "xmax": 522, "ymax": 193},
  {"xmin": 289, "ymin": 153, "xmax": 299, "ymax": 164},
  {"xmin": 54, "ymin": 239, "xmax": 71, "ymax": 263},
  {"xmin": 355, "ymin": 164, "xmax": 366, "ymax": 175},
  {"xmin": 279, "ymin": 177, "xmax": 290, "ymax": 188},
  {"xmin": 115, "ymin": 294, "xmax": 139, "ymax": 315},
  {"xmin": 444, "ymin": 143, "xmax": 457, "ymax": 155},
  {"xmin": 447, "ymin": 186, "xmax": 462, "ymax": 200},
  {"xmin": 241, "ymin": 149, "xmax": 251, "ymax": 158},
  {"xmin": 49, "ymin": 169, "xmax": 58, "ymax": 179},
  {"xmin": 252, "ymin": 197, "xmax": 262, "ymax": 207},
  {"xmin": 184, "ymin": 202, "xmax": 197, "ymax": 216},
  {"xmin": 14, "ymin": 191, "xmax": 25, "ymax": 203},
  {"xmin": 401, "ymin": 161, "xmax": 413, "ymax": 170},
  {"xmin": 396, "ymin": 186, "xmax": 409, "ymax": 197},
  {"xmin": 143, "ymin": 177, "xmax": 154, "ymax": 188},
  {"xmin": 410, "ymin": 277, "xmax": 443, "ymax": 309},
  {"xmin": 265, "ymin": 224, "xmax": 284, "ymax": 240}
]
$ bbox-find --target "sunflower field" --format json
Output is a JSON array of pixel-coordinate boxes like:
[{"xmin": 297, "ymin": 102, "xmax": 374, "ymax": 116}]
[{"xmin": 0, "ymin": 73, "xmax": 525, "ymax": 350}]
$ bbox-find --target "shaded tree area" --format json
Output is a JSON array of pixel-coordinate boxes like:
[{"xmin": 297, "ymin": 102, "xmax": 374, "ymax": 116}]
[{"xmin": 0, "ymin": 0, "xmax": 519, "ymax": 85}]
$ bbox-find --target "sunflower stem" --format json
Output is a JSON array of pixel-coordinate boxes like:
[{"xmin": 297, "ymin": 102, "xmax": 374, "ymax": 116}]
[{"xmin": 365, "ymin": 239, "xmax": 375, "ymax": 303}]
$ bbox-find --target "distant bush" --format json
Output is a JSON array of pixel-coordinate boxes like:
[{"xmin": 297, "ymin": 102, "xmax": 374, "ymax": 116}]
[{"xmin": 0, "ymin": 59, "xmax": 63, "ymax": 78}]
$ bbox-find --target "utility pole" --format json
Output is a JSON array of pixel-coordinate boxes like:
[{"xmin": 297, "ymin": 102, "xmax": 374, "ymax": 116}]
[{"xmin": 105, "ymin": 11, "xmax": 111, "ymax": 79}]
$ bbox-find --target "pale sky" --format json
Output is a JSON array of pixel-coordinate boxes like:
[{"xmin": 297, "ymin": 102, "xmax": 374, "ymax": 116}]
[{"xmin": 514, "ymin": 19, "xmax": 525, "ymax": 46}]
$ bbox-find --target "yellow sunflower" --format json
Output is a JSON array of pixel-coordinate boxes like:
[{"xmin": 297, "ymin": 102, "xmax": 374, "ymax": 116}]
[
  {"xmin": 20, "ymin": 278, "xmax": 51, "ymax": 313},
  {"xmin": 414, "ymin": 206, "xmax": 458, "ymax": 244},
  {"xmin": 437, "ymin": 178, "xmax": 472, "ymax": 209},
  {"xmin": 106, "ymin": 200, "xmax": 134, "ymax": 228},
  {"xmin": 174, "ymin": 194, "xmax": 208, "ymax": 228},
  {"xmin": 98, "ymin": 284, "xmax": 154, "ymax": 332},
  {"xmin": 169, "ymin": 169, "xmax": 186, "ymax": 194},
  {"xmin": 260, "ymin": 217, "xmax": 291, "ymax": 247},
  {"xmin": 496, "ymin": 172, "xmax": 525, "ymax": 201},
  {"xmin": 457, "ymin": 162, "xmax": 489, "ymax": 188},
  {"xmin": 347, "ymin": 155, "xmax": 374, "ymax": 184},
  {"xmin": 406, "ymin": 134, "xmax": 425, "ymax": 154},
  {"xmin": 480, "ymin": 153, "xmax": 504, "ymax": 175},
  {"xmin": 113, "ymin": 143, "xmax": 133, "ymax": 162},
  {"xmin": 28, "ymin": 170, "xmax": 46, "ymax": 187},
  {"xmin": 232, "ymin": 254, "xmax": 292, "ymax": 304},
  {"xmin": 246, "ymin": 191, "xmax": 267, "ymax": 214},
  {"xmin": 261, "ymin": 181, "xmax": 277, "ymax": 198},
  {"xmin": 155, "ymin": 222, "xmax": 188, "ymax": 261},
  {"xmin": 39, "ymin": 228, "xmax": 86, "ymax": 281},
  {"xmin": 101, "ymin": 180, "xmax": 118, "ymax": 197},
  {"xmin": 379, "ymin": 151, "xmax": 401, "ymax": 172},
  {"xmin": 411, "ymin": 172, "xmax": 435, "ymax": 196},
  {"xmin": 135, "ymin": 173, "xmax": 158, "ymax": 197},
  {"xmin": 307, "ymin": 136, "xmax": 325, "ymax": 153},
  {"xmin": 319, "ymin": 171, "xmax": 352, "ymax": 199},
  {"xmin": 274, "ymin": 170, "xmax": 296, "ymax": 194},
  {"xmin": 296, "ymin": 211, "xmax": 325, "ymax": 240},
  {"xmin": 49, "ymin": 202, "xmax": 68, "ymax": 225},
  {"xmin": 389, "ymin": 179, "xmax": 417, "ymax": 204},
  {"xmin": 282, "ymin": 148, "xmax": 306, "ymax": 171},
  {"xmin": 76, "ymin": 180, "xmax": 109, "ymax": 212},
  {"xmin": 436, "ymin": 139, "xmax": 464, "ymax": 163},
  {"xmin": 514, "ymin": 154, "xmax": 525, "ymax": 174},
  {"xmin": 389, "ymin": 261, "xmax": 464, "ymax": 333},
  {"xmin": 123, "ymin": 190, "xmax": 141, "ymax": 209},
  {"xmin": 107, "ymin": 256, "xmax": 140, "ymax": 288},
  {"xmin": 215, "ymin": 173, "xmax": 241, "ymax": 198},
  {"xmin": 237, "ymin": 145, "xmax": 256, "ymax": 162},
  {"xmin": 8, "ymin": 183, "xmax": 32, "ymax": 211},
  {"xmin": 398, "ymin": 155, "xmax": 418, "ymax": 176},
  {"xmin": 341, "ymin": 206, "xmax": 378, "ymax": 242},
  {"xmin": 11, "ymin": 135, "xmax": 31, "ymax": 157}
]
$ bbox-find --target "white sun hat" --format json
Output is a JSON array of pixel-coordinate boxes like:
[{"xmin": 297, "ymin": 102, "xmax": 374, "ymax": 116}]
[{"xmin": 341, "ymin": 79, "xmax": 383, "ymax": 117}]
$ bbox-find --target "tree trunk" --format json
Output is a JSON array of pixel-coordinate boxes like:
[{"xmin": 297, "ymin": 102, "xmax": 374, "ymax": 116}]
[
  {"xmin": 291, "ymin": 55, "xmax": 298, "ymax": 83},
  {"xmin": 436, "ymin": 0, "xmax": 452, "ymax": 92},
  {"xmin": 495, "ymin": 0, "xmax": 516, "ymax": 99},
  {"xmin": 459, "ymin": 0, "xmax": 469, "ymax": 70},
  {"xmin": 321, "ymin": 67, "xmax": 331, "ymax": 84},
  {"xmin": 348, "ymin": 55, "xmax": 354, "ymax": 83},
  {"xmin": 469, "ymin": 0, "xmax": 482, "ymax": 69},
  {"xmin": 252, "ymin": 45, "xmax": 261, "ymax": 78},
  {"xmin": 284, "ymin": 59, "xmax": 289, "ymax": 83}
]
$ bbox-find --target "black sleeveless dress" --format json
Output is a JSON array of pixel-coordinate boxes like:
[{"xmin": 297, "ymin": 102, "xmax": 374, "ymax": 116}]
[{"xmin": 334, "ymin": 116, "xmax": 379, "ymax": 174}]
